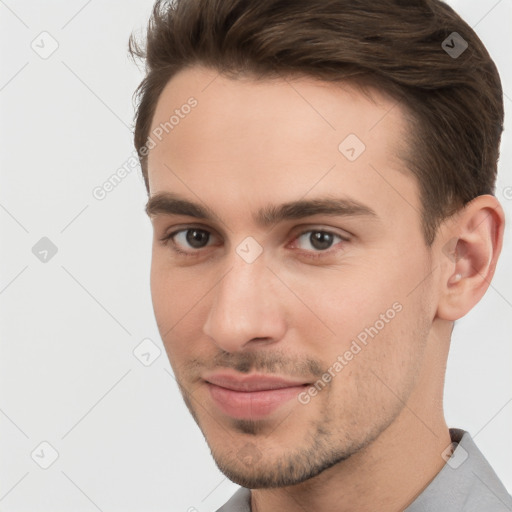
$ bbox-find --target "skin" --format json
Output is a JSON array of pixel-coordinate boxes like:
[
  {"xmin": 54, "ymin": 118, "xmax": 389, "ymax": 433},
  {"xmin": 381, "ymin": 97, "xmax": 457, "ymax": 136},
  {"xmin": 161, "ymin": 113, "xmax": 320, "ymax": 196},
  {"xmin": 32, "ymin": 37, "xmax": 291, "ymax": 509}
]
[{"xmin": 145, "ymin": 66, "xmax": 504, "ymax": 512}]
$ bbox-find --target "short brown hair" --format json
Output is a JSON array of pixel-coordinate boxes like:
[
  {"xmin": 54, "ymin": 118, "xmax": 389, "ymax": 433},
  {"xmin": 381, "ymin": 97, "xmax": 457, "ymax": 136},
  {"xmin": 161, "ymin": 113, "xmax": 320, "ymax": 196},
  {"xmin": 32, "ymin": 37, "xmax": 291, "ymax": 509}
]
[{"xmin": 129, "ymin": 0, "xmax": 504, "ymax": 245}]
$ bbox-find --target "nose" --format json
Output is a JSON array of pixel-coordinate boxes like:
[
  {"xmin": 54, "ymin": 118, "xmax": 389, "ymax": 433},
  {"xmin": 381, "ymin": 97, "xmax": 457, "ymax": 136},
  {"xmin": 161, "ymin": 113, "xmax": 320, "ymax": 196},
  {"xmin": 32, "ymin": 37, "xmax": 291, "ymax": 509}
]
[{"xmin": 202, "ymin": 251, "xmax": 287, "ymax": 353}]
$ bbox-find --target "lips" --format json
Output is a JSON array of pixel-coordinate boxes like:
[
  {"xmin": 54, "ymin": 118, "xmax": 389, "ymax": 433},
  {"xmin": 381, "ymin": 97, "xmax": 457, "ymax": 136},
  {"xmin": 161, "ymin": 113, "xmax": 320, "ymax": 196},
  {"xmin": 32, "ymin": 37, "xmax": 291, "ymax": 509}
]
[{"xmin": 203, "ymin": 371, "xmax": 310, "ymax": 420}]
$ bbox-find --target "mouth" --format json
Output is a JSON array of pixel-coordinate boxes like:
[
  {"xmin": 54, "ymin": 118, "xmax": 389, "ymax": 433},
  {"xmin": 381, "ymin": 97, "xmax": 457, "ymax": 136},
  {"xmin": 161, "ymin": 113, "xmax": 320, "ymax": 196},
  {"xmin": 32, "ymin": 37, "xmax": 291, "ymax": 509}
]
[{"xmin": 202, "ymin": 371, "xmax": 311, "ymax": 420}]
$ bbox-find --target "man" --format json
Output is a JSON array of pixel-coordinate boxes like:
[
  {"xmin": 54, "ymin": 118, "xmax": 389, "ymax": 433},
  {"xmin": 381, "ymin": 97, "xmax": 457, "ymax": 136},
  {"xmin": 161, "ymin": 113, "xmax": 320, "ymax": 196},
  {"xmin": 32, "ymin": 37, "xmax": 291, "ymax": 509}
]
[{"xmin": 129, "ymin": 0, "xmax": 512, "ymax": 510}]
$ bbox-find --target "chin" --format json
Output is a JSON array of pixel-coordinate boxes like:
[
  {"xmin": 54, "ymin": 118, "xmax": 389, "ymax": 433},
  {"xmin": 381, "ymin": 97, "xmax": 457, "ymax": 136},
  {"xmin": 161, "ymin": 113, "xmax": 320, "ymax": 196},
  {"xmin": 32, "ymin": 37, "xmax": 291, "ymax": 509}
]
[{"xmin": 207, "ymin": 434, "xmax": 356, "ymax": 489}]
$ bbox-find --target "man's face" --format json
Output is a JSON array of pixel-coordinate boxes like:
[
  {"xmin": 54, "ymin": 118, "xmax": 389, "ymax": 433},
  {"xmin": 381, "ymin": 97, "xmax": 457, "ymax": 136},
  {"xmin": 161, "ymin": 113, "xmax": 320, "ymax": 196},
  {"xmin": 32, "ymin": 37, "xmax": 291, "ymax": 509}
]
[{"xmin": 147, "ymin": 66, "xmax": 439, "ymax": 487}]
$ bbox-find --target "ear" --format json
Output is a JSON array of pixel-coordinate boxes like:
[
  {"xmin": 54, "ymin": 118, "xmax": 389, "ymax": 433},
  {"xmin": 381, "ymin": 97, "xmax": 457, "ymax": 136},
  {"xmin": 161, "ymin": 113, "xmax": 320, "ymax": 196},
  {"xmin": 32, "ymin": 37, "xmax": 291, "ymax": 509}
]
[{"xmin": 435, "ymin": 195, "xmax": 505, "ymax": 321}]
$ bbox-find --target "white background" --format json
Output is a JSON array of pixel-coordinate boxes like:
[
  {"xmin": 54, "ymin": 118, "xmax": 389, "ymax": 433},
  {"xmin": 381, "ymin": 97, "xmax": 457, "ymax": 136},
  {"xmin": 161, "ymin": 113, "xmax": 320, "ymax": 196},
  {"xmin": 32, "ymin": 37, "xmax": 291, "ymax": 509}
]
[{"xmin": 0, "ymin": 1, "xmax": 511, "ymax": 511}]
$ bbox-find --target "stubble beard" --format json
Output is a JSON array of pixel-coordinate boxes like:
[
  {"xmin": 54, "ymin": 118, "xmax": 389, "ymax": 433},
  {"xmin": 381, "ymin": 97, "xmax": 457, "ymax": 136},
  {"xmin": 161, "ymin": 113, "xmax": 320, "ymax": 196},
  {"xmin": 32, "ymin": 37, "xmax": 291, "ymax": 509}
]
[{"xmin": 178, "ymin": 380, "xmax": 405, "ymax": 489}]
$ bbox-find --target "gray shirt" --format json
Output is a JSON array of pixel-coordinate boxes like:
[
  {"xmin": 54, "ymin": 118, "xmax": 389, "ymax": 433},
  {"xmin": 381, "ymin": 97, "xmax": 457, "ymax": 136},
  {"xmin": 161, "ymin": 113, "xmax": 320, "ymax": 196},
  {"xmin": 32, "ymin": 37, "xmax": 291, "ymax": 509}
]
[{"xmin": 215, "ymin": 428, "xmax": 512, "ymax": 511}]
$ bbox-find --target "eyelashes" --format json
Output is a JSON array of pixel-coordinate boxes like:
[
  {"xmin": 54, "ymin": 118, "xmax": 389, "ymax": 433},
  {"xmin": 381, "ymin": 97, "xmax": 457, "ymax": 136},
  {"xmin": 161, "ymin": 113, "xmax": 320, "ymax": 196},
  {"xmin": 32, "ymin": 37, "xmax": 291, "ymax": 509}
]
[{"xmin": 159, "ymin": 226, "xmax": 349, "ymax": 261}]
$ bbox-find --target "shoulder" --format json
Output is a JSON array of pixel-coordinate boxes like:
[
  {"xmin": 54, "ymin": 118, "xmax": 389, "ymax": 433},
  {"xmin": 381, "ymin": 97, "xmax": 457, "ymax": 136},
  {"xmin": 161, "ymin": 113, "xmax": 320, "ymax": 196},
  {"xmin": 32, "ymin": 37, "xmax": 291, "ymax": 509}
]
[
  {"xmin": 406, "ymin": 428, "xmax": 512, "ymax": 512},
  {"xmin": 215, "ymin": 487, "xmax": 251, "ymax": 512}
]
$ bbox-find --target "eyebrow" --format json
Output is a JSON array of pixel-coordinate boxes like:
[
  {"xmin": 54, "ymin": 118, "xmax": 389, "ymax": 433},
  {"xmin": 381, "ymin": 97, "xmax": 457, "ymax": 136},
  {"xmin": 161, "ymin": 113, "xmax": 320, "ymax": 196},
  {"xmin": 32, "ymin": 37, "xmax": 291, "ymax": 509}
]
[{"xmin": 145, "ymin": 191, "xmax": 378, "ymax": 227}]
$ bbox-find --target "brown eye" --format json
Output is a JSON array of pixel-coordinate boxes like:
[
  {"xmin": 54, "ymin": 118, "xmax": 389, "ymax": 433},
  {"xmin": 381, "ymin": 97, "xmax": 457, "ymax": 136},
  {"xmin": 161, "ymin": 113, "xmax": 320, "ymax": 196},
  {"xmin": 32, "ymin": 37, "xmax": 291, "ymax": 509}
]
[
  {"xmin": 162, "ymin": 228, "xmax": 216, "ymax": 254},
  {"xmin": 309, "ymin": 231, "xmax": 334, "ymax": 250},
  {"xmin": 184, "ymin": 229, "xmax": 210, "ymax": 248},
  {"xmin": 296, "ymin": 230, "xmax": 341, "ymax": 251}
]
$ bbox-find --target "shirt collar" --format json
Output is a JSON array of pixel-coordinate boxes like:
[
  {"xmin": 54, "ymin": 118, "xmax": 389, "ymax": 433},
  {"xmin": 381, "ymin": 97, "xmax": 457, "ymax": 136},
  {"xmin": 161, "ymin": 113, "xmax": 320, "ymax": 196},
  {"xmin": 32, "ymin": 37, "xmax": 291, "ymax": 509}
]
[
  {"xmin": 405, "ymin": 428, "xmax": 512, "ymax": 511},
  {"xmin": 216, "ymin": 428, "xmax": 512, "ymax": 512}
]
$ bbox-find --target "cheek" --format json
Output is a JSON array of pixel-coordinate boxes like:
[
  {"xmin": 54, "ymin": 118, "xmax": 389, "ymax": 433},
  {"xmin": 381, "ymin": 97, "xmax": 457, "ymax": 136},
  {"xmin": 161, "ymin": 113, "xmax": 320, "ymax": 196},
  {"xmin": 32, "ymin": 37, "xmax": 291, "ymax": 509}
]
[
  {"xmin": 150, "ymin": 255, "xmax": 220, "ymax": 370},
  {"xmin": 288, "ymin": 264, "xmax": 402, "ymax": 346},
  {"xmin": 150, "ymin": 257, "xmax": 198, "ymax": 349},
  {"xmin": 292, "ymin": 257, "xmax": 430, "ymax": 389},
  {"xmin": 150, "ymin": 256, "xmax": 173, "ymax": 329},
  {"xmin": 150, "ymin": 252, "xmax": 203, "ymax": 323}
]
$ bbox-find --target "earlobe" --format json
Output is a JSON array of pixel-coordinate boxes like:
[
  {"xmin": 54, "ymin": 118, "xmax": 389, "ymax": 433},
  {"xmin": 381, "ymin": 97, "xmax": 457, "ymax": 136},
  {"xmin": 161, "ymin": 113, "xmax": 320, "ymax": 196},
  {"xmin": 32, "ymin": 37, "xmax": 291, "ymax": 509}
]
[{"xmin": 435, "ymin": 195, "xmax": 505, "ymax": 321}]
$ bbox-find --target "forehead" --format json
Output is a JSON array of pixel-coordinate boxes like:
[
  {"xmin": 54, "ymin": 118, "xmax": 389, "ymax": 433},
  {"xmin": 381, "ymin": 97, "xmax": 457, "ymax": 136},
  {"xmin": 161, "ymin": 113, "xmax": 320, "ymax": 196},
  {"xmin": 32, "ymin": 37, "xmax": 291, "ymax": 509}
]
[{"xmin": 147, "ymin": 66, "xmax": 418, "ymax": 227}]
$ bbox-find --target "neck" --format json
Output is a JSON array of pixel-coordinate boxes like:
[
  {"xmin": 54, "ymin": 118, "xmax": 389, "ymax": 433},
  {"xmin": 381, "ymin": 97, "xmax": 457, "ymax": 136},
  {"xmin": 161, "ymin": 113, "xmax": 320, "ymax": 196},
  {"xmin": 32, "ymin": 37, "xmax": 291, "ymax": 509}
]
[{"xmin": 251, "ymin": 325, "xmax": 452, "ymax": 512}]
